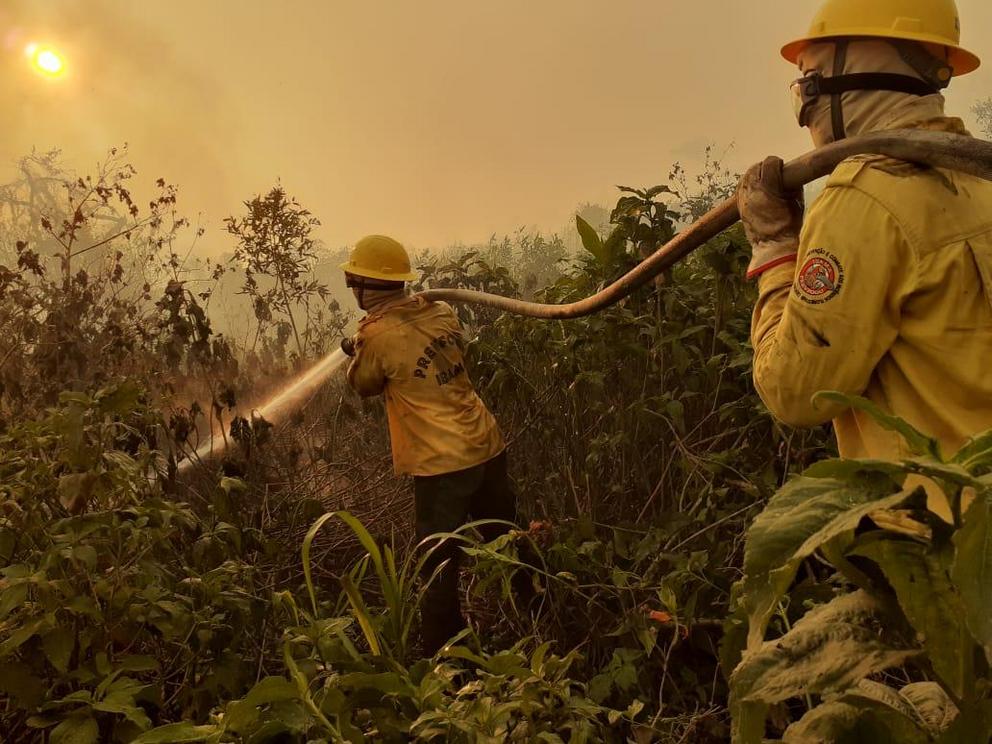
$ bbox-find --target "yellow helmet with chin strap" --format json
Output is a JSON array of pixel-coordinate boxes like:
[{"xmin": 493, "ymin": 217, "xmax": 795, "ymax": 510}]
[
  {"xmin": 782, "ymin": 0, "xmax": 981, "ymax": 77},
  {"xmin": 339, "ymin": 234, "xmax": 418, "ymax": 283}
]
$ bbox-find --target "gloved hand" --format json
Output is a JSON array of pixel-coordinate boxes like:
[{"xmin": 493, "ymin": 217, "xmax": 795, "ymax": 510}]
[
  {"xmin": 340, "ymin": 336, "xmax": 357, "ymax": 357},
  {"xmin": 737, "ymin": 156, "xmax": 805, "ymax": 280}
]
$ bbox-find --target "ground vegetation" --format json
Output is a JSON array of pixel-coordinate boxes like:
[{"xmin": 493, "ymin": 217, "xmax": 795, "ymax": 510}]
[{"xmin": 1, "ymin": 145, "xmax": 989, "ymax": 743}]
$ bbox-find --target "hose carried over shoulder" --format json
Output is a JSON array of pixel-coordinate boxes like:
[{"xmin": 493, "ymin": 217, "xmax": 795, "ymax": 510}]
[{"xmin": 416, "ymin": 130, "xmax": 992, "ymax": 319}]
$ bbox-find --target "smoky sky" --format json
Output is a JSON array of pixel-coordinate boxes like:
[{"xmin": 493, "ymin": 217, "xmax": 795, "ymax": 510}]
[
  {"xmin": 3, "ymin": 1, "xmax": 992, "ymax": 255},
  {"xmin": 1, "ymin": 0, "xmax": 233, "ymax": 234}
]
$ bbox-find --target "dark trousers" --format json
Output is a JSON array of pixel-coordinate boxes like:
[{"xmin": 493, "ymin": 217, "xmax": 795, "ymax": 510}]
[{"xmin": 414, "ymin": 451, "xmax": 517, "ymax": 656}]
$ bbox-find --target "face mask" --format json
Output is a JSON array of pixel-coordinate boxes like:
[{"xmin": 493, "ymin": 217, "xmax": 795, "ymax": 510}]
[
  {"xmin": 344, "ymin": 273, "xmax": 405, "ymax": 311},
  {"xmin": 789, "ymin": 40, "xmax": 944, "ymax": 140},
  {"xmin": 790, "ymin": 68, "xmax": 939, "ymax": 128}
]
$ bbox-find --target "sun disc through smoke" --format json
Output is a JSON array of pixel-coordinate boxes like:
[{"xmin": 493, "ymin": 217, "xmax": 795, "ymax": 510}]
[{"xmin": 25, "ymin": 43, "xmax": 66, "ymax": 78}]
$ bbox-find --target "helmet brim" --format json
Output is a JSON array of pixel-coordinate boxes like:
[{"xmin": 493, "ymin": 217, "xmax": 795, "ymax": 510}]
[
  {"xmin": 782, "ymin": 33, "xmax": 981, "ymax": 76},
  {"xmin": 339, "ymin": 261, "xmax": 418, "ymax": 283}
]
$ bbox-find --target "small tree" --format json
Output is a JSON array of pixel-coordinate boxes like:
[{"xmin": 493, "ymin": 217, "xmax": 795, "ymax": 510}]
[
  {"xmin": 0, "ymin": 146, "xmax": 223, "ymax": 411},
  {"xmin": 224, "ymin": 186, "xmax": 332, "ymax": 362}
]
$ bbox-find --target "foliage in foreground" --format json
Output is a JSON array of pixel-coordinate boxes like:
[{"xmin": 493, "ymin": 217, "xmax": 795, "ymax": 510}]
[
  {"xmin": 0, "ymin": 383, "xmax": 275, "ymax": 743},
  {"xmin": 0, "ymin": 152, "xmax": 824, "ymax": 742},
  {"xmin": 12, "ymin": 382, "xmax": 992, "ymax": 742},
  {"xmin": 0, "ymin": 383, "xmax": 721, "ymax": 742},
  {"xmin": 130, "ymin": 514, "xmax": 651, "ymax": 743},
  {"xmin": 726, "ymin": 394, "xmax": 992, "ymax": 743}
]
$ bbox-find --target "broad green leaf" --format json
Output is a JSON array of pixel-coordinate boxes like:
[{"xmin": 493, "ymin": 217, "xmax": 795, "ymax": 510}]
[
  {"xmin": 484, "ymin": 651, "xmax": 532, "ymax": 678},
  {"xmin": 72, "ymin": 545, "xmax": 99, "ymax": 570},
  {"xmin": 223, "ymin": 700, "xmax": 259, "ymax": 734},
  {"xmin": 951, "ymin": 493, "xmax": 992, "ymax": 665},
  {"xmin": 803, "ymin": 458, "xmax": 909, "ymax": 482},
  {"xmin": 97, "ymin": 380, "xmax": 142, "ymax": 416},
  {"xmin": 851, "ymin": 538, "xmax": 973, "ymax": 698},
  {"xmin": 0, "ymin": 614, "xmax": 54, "ymax": 657},
  {"xmin": 91, "ymin": 700, "xmax": 152, "ymax": 730},
  {"xmin": 42, "ymin": 626, "xmax": 75, "ymax": 673},
  {"xmin": 440, "ymin": 645, "xmax": 494, "ymax": 669},
  {"xmin": 813, "ymin": 392, "xmax": 941, "ymax": 459},
  {"xmin": 229, "ymin": 674, "xmax": 310, "ymax": 733},
  {"xmin": 250, "ymin": 718, "xmax": 298, "ymax": 739},
  {"xmin": 241, "ymin": 676, "xmax": 299, "ymax": 706},
  {"xmin": 0, "ymin": 583, "xmax": 29, "ymax": 620},
  {"xmin": 333, "ymin": 671, "xmax": 416, "ymax": 697},
  {"xmin": 50, "ymin": 715, "xmax": 99, "ymax": 744},
  {"xmin": 782, "ymin": 699, "xmax": 929, "ymax": 744},
  {"xmin": 732, "ymin": 591, "xmax": 918, "ymax": 706},
  {"xmin": 131, "ymin": 722, "xmax": 221, "ymax": 743},
  {"xmin": 219, "ymin": 476, "xmax": 247, "ymax": 495},
  {"xmin": 602, "ymin": 228, "xmax": 627, "ymax": 264},
  {"xmin": 575, "ymin": 215, "xmax": 607, "ymax": 264},
  {"xmin": 741, "ymin": 472, "xmax": 909, "ymax": 650},
  {"xmin": 902, "ymin": 460, "xmax": 983, "ymax": 489},
  {"xmin": 951, "ymin": 430, "xmax": 992, "ymax": 473}
]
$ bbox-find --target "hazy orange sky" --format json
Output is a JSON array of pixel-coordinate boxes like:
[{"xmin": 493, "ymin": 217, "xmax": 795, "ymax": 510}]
[{"xmin": 4, "ymin": 1, "xmax": 992, "ymax": 255}]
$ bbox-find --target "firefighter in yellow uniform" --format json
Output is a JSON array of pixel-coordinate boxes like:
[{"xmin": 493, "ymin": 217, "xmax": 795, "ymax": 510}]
[
  {"xmin": 738, "ymin": 0, "xmax": 992, "ymax": 512},
  {"xmin": 340, "ymin": 235, "xmax": 514, "ymax": 655}
]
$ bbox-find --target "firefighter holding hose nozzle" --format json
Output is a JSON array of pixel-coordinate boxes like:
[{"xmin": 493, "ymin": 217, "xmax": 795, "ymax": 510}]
[
  {"xmin": 738, "ymin": 0, "xmax": 992, "ymax": 519},
  {"xmin": 339, "ymin": 234, "xmax": 526, "ymax": 656}
]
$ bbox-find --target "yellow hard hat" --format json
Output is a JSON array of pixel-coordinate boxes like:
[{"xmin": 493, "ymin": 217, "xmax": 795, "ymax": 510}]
[
  {"xmin": 339, "ymin": 234, "xmax": 418, "ymax": 282},
  {"xmin": 782, "ymin": 0, "xmax": 980, "ymax": 77}
]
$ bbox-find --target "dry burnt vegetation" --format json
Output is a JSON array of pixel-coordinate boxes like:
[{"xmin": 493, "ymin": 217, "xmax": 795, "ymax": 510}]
[{"xmin": 2, "ymin": 148, "xmax": 992, "ymax": 744}]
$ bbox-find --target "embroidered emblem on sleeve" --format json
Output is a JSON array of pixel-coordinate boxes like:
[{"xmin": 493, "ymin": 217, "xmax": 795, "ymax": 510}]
[{"xmin": 795, "ymin": 249, "xmax": 845, "ymax": 305}]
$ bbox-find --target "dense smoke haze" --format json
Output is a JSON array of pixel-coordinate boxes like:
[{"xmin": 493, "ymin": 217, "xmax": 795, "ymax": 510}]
[
  {"xmin": 3, "ymin": 0, "xmax": 992, "ymax": 255},
  {"xmin": 6, "ymin": 4, "xmax": 992, "ymax": 741}
]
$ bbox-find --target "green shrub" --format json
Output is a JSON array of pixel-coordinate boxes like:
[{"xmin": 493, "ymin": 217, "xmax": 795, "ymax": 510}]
[
  {"xmin": 726, "ymin": 394, "xmax": 992, "ymax": 742},
  {"xmin": 0, "ymin": 382, "xmax": 269, "ymax": 742}
]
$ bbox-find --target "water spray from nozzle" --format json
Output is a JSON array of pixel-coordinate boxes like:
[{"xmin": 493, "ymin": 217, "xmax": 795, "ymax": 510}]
[{"xmin": 177, "ymin": 346, "xmax": 352, "ymax": 473}]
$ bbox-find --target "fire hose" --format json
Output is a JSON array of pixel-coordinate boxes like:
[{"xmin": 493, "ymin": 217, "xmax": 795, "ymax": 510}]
[
  {"xmin": 180, "ymin": 129, "xmax": 992, "ymax": 469},
  {"xmin": 416, "ymin": 129, "xmax": 992, "ymax": 318}
]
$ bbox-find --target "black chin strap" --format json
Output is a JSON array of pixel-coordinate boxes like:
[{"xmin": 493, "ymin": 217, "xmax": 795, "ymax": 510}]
[
  {"xmin": 345, "ymin": 273, "xmax": 405, "ymax": 310},
  {"xmin": 893, "ymin": 40, "xmax": 953, "ymax": 89},
  {"xmin": 831, "ymin": 40, "xmax": 849, "ymax": 142},
  {"xmin": 815, "ymin": 73, "xmax": 943, "ymax": 98},
  {"xmin": 823, "ymin": 40, "xmax": 942, "ymax": 142}
]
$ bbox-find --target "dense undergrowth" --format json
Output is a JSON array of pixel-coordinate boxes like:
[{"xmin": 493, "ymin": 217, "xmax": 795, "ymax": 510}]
[{"xmin": 2, "ymin": 147, "xmax": 990, "ymax": 743}]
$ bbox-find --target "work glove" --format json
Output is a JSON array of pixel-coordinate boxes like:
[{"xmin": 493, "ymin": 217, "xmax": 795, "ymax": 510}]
[
  {"xmin": 340, "ymin": 336, "xmax": 356, "ymax": 357},
  {"xmin": 737, "ymin": 156, "xmax": 804, "ymax": 280}
]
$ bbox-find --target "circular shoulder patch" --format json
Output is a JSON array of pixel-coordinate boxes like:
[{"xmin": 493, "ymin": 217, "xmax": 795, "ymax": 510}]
[{"xmin": 795, "ymin": 249, "xmax": 844, "ymax": 305}]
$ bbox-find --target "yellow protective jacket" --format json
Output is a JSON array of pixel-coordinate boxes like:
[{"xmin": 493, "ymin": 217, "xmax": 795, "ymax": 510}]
[
  {"xmin": 347, "ymin": 295, "xmax": 505, "ymax": 476},
  {"xmin": 752, "ymin": 118, "xmax": 992, "ymax": 462}
]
